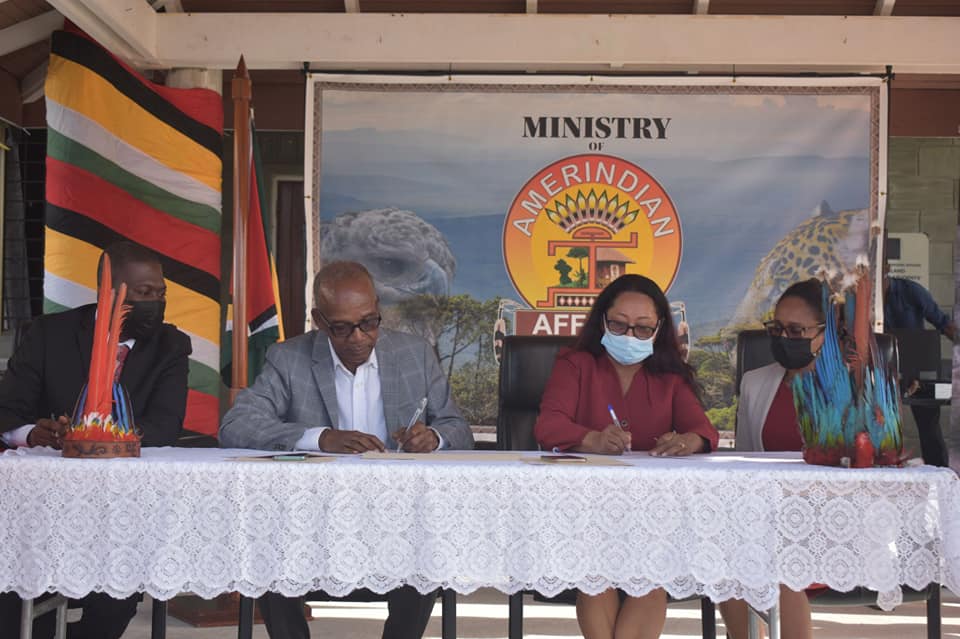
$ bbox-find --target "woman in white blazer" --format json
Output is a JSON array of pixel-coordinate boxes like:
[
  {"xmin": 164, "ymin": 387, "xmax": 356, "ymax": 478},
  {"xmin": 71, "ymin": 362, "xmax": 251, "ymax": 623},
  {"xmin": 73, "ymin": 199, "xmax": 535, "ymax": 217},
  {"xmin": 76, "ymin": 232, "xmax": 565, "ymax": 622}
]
[{"xmin": 721, "ymin": 279, "xmax": 826, "ymax": 639}]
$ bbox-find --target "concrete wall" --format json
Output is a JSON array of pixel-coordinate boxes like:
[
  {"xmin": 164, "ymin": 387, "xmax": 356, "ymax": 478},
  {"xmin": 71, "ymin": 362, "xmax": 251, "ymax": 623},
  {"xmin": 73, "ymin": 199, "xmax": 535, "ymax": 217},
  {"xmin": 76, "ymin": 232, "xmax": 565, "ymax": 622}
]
[
  {"xmin": 887, "ymin": 137, "xmax": 959, "ymax": 309},
  {"xmin": 887, "ymin": 136, "xmax": 960, "ymax": 457}
]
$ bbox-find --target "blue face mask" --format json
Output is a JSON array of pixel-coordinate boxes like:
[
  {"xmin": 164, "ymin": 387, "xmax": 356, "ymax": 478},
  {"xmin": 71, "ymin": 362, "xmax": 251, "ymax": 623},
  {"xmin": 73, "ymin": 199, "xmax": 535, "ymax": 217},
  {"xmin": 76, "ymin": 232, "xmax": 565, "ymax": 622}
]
[{"xmin": 601, "ymin": 329, "xmax": 655, "ymax": 365}]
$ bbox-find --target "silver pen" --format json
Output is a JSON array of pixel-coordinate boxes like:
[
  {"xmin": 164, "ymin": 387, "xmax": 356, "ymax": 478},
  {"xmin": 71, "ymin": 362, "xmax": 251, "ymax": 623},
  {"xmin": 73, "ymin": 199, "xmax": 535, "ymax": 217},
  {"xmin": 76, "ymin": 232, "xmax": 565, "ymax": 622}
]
[{"xmin": 396, "ymin": 397, "xmax": 428, "ymax": 452}]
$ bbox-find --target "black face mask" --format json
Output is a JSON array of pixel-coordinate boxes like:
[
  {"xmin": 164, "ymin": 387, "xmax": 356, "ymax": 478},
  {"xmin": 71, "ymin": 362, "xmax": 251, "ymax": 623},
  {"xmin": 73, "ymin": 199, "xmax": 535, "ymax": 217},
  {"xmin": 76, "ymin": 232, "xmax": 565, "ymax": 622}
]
[
  {"xmin": 122, "ymin": 300, "xmax": 165, "ymax": 341},
  {"xmin": 770, "ymin": 335, "xmax": 816, "ymax": 370}
]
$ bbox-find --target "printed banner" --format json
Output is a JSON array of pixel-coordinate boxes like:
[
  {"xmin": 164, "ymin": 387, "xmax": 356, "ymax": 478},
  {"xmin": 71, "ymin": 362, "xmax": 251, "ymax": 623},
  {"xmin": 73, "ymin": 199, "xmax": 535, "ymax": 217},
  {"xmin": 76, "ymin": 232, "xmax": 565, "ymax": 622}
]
[{"xmin": 306, "ymin": 76, "xmax": 884, "ymax": 429}]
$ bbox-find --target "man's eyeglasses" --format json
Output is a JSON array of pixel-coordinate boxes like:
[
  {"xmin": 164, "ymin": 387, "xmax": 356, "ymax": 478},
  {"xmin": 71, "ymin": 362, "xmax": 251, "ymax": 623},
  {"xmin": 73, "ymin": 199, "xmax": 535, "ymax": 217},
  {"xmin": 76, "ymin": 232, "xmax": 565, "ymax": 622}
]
[
  {"xmin": 318, "ymin": 312, "xmax": 382, "ymax": 339},
  {"xmin": 763, "ymin": 320, "xmax": 825, "ymax": 339},
  {"xmin": 604, "ymin": 316, "xmax": 660, "ymax": 339}
]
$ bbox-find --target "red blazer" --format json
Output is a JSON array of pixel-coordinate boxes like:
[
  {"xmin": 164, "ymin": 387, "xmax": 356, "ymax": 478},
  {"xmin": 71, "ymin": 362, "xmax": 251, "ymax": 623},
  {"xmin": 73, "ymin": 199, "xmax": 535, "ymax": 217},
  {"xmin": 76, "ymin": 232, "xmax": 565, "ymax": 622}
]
[{"xmin": 534, "ymin": 349, "xmax": 719, "ymax": 453}]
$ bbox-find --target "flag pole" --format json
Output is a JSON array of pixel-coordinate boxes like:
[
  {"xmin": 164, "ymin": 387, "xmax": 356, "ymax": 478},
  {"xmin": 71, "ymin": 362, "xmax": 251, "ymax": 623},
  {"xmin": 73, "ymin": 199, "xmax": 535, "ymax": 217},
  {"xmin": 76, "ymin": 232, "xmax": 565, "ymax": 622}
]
[
  {"xmin": 231, "ymin": 56, "xmax": 251, "ymax": 397},
  {"xmin": 168, "ymin": 57, "xmax": 260, "ymax": 625}
]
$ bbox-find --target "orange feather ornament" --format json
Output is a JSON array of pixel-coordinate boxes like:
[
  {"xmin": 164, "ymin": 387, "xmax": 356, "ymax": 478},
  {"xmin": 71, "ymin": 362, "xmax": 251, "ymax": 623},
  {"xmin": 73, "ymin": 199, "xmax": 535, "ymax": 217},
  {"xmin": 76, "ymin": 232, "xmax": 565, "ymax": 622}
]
[{"xmin": 82, "ymin": 255, "xmax": 127, "ymax": 418}]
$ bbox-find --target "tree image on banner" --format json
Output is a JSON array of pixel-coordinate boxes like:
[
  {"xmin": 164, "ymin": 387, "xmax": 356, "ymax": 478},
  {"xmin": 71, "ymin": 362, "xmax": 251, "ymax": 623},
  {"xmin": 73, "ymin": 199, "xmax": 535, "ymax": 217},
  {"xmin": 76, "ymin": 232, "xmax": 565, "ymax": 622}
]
[
  {"xmin": 387, "ymin": 294, "xmax": 500, "ymax": 424},
  {"xmin": 567, "ymin": 246, "xmax": 589, "ymax": 288}
]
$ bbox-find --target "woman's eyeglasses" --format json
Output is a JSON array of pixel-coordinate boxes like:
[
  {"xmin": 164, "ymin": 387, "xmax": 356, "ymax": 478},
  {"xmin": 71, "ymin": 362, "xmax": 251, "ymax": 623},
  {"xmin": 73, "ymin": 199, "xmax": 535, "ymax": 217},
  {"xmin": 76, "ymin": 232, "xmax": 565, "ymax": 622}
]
[
  {"xmin": 763, "ymin": 320, "xmax": 825, "ymax": 339},
  {"xmin": 605, "ymin": 316, "xmax": 660, "ymax": 339},
  {"xmin": 318, "ymin": 313, "xmax": 382, "ymax": 339}
]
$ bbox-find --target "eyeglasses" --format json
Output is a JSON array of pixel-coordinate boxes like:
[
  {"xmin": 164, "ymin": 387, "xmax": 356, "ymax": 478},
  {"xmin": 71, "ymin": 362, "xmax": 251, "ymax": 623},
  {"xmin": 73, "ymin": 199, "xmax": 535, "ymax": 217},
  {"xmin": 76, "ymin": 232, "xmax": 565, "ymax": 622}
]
[
  {"xmin": 763, "ymin": 320, "xmax": 825, "ymax": 339},
  {"xmin": 604, "ymin": 316, "xmax": 660, "ymax": 339},
  {"xmin": 318, "ymin": 312, "xmax": 382, "ymax": 339}
]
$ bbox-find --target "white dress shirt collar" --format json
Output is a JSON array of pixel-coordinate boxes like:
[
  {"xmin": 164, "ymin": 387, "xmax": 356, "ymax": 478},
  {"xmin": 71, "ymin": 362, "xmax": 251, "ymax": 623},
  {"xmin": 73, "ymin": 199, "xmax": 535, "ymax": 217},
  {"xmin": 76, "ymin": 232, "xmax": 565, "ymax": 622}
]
[{"xmin": 327, "ymin": 339, "xmax": 378, "ymax": 374}]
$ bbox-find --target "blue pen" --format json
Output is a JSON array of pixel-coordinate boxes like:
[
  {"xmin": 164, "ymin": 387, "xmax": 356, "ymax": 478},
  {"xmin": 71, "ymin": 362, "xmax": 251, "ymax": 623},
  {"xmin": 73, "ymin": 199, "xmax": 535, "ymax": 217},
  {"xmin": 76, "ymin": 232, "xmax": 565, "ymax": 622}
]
[{"xmin": 607, "ymin": 404, "xmax": 631, "ymax": 452}]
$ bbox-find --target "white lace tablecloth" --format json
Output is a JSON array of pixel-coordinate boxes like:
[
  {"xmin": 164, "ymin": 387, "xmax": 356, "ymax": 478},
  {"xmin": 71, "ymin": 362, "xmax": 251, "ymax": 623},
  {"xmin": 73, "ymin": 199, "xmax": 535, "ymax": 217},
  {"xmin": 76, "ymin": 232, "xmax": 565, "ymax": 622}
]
[{"xmin": 1, "ymin": 448, "xmax": 958, "ymax": 612}]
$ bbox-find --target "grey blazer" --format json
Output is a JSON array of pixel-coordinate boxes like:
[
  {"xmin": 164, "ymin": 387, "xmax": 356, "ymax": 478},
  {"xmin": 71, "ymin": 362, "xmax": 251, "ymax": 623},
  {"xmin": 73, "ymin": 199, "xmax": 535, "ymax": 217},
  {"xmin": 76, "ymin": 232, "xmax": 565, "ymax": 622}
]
[
  {"xmin": 734, "ymin": 361, "xmax": 786, "ymax": 452},
  {"xmin": 219, "ymin": 328, "xmax": 474, "ymax": 451}
]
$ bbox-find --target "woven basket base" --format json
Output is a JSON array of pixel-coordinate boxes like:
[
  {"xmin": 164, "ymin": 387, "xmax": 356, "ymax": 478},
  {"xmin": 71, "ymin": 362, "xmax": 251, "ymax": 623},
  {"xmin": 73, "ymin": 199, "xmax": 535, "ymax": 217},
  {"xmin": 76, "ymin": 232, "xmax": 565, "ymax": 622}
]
[{"xmin": 61, "ymin": 440, "xmax": 141, "ymax": 459}]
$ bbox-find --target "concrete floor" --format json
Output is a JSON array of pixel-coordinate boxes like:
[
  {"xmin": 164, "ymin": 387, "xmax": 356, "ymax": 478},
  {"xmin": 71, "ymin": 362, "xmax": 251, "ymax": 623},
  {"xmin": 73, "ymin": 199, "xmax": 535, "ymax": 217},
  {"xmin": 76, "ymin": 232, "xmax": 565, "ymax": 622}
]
[{"xmin": 123, "ymin": 587, "xmax": 960, "ymax": 638}]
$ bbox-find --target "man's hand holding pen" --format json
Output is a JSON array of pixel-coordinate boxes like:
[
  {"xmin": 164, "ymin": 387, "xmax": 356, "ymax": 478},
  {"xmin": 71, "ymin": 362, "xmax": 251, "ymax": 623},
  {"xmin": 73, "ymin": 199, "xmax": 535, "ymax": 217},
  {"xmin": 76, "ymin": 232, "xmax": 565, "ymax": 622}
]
[
  {"xmin": 392, "ymin": 421, "xmax": 439, "ymax": 453},
  {"xmin": 392, "ymin": 396, "xmax": 433, "ymax": 452}
]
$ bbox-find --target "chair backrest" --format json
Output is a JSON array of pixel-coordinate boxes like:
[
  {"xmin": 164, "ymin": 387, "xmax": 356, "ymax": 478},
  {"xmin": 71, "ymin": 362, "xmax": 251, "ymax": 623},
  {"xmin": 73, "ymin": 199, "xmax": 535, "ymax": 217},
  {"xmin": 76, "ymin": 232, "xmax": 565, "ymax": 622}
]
[
  {"xmin": 734, "ymin": 329, "xmax": 775, "ymax": 391},
  {"xmin": 885, "ymin": 328, "xmax": 941, "ymax": 382},
  {"xmin": 735, "ymin": 329, "xmax": 899, "ymax": 390},
  {"xmin": 497, "ymin": 335, "xmax": 576, "ymax": 451}
]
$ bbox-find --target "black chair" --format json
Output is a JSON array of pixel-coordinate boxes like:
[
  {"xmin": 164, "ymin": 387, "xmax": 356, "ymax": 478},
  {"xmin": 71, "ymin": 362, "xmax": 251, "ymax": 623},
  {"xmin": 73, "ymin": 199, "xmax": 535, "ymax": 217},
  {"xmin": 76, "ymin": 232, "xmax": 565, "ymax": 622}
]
[
  {"xmin": 734, "ymin": 329, "xmax": 900, "ymax": 396},
  {"xmin": 497, "ymin": 335, "xmax": 718, "ymax": 639},
  {"xmin": 735, "ymin": 329, "xmax": 941, "ymax": 639},
  {"xmin": 886, "ymin": 328, "xmax": 950, "ymax": 468},
  {"xmin": 497, "ymin": 335, "xmax": 577, "ymax": 452}
]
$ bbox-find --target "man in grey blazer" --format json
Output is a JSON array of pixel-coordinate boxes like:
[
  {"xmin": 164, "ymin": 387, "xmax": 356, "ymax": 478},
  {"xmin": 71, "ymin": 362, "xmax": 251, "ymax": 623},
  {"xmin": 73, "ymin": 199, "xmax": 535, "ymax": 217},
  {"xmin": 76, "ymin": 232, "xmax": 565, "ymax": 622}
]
[{"xmin": 220, "ymin": 260, "xmax": 473, "ymax": 639}]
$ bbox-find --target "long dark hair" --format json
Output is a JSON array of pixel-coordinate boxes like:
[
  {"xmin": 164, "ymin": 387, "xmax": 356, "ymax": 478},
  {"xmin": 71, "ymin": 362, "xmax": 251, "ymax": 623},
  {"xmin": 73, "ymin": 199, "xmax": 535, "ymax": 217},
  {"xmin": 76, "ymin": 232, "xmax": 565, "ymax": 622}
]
[{"xmin": 575, "ymin": 274, "xmax": 700, "ymax": 397}]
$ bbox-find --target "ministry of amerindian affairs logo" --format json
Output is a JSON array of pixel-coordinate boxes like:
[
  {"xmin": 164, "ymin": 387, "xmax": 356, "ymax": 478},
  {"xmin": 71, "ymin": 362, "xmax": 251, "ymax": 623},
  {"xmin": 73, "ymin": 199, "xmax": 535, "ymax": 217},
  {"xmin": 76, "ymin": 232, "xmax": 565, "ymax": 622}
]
[{"xmin": 503, "ymin": 154, "xmax": 682, "ymax": 336}]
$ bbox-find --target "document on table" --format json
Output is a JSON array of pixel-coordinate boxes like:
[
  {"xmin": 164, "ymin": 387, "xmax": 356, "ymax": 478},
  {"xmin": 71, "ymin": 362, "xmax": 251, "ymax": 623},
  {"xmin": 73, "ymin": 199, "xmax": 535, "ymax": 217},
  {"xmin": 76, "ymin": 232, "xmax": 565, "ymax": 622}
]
[
  {"xmin": 522, "ymin": 454, "xmax": 628, "ymax": 466},
  {"xmin": 360, "ymin": 451, "xmax": 525, "ymax": 461},
  {"xmin": 230, "ymin": 453, "xmax": 338, "ymax": 463}
]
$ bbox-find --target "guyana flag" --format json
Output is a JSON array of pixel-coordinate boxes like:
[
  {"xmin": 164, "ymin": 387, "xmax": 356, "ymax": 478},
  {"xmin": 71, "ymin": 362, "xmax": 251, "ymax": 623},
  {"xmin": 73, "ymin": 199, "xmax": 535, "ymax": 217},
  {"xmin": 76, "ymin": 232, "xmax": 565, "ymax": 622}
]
[
  {"xmin": 222, "ymin": 120, "xmax": 285, "ymax": 384},
  {"xmin": 42, "ymin": 27, "xmax": 223, "ymax": 436}
]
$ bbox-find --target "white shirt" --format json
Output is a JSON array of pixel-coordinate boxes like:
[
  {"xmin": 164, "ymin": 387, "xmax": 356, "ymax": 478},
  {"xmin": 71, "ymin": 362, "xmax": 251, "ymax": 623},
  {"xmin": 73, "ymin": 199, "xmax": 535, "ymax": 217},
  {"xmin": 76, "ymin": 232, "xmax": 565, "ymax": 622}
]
[
  {"xmin": 2, "ymin": 338, "xmax": 136, "ymax": 448},
  {"xmin": 294, "ymin": 339, "xmax": 446, "ymax": 451},
  {"xmin": 294, "ymin": 341, "xmax": 388, "ymax": 450}
]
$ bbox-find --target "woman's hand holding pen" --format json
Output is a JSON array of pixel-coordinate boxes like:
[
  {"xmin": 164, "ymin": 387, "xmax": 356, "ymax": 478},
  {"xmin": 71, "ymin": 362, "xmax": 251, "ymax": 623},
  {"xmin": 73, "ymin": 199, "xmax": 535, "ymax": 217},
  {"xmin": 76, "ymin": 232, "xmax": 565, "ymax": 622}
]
[
  {"xmin": 392, "ymin": 422, "xmax": 439, "ymax": 453},
  {"xmin": 650, "ymin": 431, "xmax": 703, "ymax": 457},
  {"xmin": 576, "ymin": 423, "xmax": 631, "ymax": 455}
]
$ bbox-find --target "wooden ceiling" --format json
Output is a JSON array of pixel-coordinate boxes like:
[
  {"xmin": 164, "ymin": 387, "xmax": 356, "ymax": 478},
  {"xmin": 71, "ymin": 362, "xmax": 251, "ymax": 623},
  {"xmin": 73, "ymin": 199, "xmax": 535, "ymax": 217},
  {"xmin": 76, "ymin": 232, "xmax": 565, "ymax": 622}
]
[
  {"xmin": 1, "ymin": 0, "xmax": 958, "ymax": 129},
  {"xmin": 2, "ymin": 0, "xmax": 960, "ymax": 85},
  {"xmin": 0, "ymin": 0, "xmax": 52, "ymax": 85},
  {"xmin": 174, "ymin": 0, "xmax": 960, "ymax": 14},
  {"xmin": 0, "ymin": 0, "xmax": 51, "ymax": 30}
]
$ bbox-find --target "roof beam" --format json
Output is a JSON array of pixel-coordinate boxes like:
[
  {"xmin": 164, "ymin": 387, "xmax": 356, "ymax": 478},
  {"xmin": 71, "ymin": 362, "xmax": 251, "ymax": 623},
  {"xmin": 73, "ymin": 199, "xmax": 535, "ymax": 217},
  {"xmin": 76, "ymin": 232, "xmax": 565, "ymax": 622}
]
[
  {"xmin": 0, "ymin": 11, "xmax": 63, "ymax": 57},
  {"xmin": 21, "ymin": 60, "xmax": 48, "ymax": 104},
  {"xmin": 155, "ymin": 0, "xmax": 184, "ymax": 11},
  {"xmin": 46, "ymin": 0, "xmax": 157, "ymax": 64},
  {"xmin": 693, "ymin": 0, "xmax": 710, "ymax": 15},
  {"xmin": 152, "ymin": 13, "xmax": 960, "ymax": 74},
  {"xmin": 874, "ymin": 0, "xmax": 896, "ymax": 16}
]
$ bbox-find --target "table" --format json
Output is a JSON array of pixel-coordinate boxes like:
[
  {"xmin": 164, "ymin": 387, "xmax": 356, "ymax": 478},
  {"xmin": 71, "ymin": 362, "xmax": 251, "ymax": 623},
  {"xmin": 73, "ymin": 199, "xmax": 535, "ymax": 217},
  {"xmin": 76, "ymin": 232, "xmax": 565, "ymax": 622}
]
[{"xmin": 1, "ymin": 448, "xmax": 958, "ymax": 628}]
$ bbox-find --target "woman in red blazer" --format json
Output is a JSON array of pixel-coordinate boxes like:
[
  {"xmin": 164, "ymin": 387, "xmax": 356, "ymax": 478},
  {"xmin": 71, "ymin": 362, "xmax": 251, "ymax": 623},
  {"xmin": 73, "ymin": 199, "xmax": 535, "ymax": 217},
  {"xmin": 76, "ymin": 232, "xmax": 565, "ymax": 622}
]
[{"xmin": 534, "ymin": 274, "xmax": 718, "ymax": 639}]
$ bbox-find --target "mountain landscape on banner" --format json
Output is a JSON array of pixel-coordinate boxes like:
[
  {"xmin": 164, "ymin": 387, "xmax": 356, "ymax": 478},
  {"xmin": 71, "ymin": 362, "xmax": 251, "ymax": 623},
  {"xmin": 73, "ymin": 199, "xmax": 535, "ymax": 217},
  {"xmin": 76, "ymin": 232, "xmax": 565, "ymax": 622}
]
[{"xmin": 319, "ymin": 154, "xmax": 869, "ymax": 328}]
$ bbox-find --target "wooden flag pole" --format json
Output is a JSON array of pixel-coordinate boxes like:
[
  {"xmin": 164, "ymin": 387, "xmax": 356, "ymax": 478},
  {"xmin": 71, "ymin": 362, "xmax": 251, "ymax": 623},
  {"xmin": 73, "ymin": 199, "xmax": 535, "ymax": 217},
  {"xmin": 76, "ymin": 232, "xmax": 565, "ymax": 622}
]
[
  {"xmin": 231, "ymin": 56, "xmax": 251, "ymax": 397},
  {"xmin": 167, "ymin": 57, "xmax": 272, "ymax": 631}
]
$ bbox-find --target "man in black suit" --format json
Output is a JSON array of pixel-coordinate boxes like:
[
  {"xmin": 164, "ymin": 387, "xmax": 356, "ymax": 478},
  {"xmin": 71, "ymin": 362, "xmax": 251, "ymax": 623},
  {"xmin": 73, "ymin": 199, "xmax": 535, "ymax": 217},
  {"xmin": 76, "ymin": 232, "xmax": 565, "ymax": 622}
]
[{"xmin": 0, "ymin": 241, "xmax": 192, "ymax": 639}]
